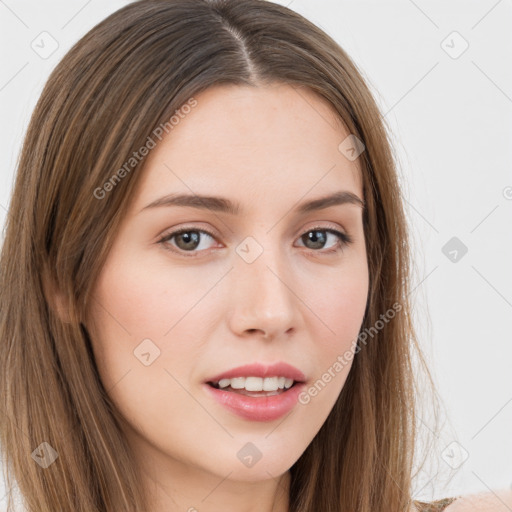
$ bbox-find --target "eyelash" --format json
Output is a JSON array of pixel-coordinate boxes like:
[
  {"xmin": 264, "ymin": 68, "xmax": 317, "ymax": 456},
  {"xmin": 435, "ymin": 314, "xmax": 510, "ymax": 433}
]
[{"xmin": 156, "ymin": 225, "xmax": 354, "ymax": 258}]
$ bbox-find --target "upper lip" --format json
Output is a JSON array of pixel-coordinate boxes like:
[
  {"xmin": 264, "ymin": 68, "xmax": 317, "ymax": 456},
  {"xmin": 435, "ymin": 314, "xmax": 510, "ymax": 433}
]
[{"xmin": 205, "ymin": 362, "xmax": 306, "ymax": 384}]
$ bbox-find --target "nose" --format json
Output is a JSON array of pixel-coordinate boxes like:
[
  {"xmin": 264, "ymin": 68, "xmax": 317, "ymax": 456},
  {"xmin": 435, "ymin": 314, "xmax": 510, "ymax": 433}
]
[{"xmin": 226, "ymin": 246, "xmax": 299, "ymax": 341}]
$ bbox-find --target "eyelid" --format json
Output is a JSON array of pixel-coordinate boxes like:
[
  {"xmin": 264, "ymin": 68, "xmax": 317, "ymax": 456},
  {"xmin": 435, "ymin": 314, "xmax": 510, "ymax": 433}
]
[
  {"xmin": 298, "ymin": 221, "xmax": 347, "ymax": 238},
  {"xmin": 156, "ymin": 226, "xmax": 219, "ymax": 254},
  {"xmin": 156, "ymin": 222, "xmax": 353, "ymax": 257},
  {"xmin": 297, "ymin": 224, "xmax": 353, "ymax": 250}
]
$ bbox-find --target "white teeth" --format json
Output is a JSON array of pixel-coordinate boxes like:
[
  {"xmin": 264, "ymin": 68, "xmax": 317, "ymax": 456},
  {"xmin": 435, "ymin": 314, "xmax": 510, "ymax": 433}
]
[
  {"xmin": 213, "ymin": 376, "xmax": 295, "ymax": 391},
  {"xmin": 230, "ymin": 377, "xmax": 246, "ymax": 389},
  {"xmin": 218, "ymin": 378, "xmax": 231, "ymax": 388},
  {"xmin": 246, "ymin": 376, "xmax": 264, "ymax": 391},
  {"xmin": 262, "ymin": 377, "xmax": 278, "ymax": 391}
]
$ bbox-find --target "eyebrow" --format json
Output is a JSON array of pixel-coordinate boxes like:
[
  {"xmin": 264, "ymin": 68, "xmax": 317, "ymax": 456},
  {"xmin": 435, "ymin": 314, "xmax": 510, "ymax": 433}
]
[{"xmin": 140, "ymin": 190, "xmax": 365, "ymax": 215}]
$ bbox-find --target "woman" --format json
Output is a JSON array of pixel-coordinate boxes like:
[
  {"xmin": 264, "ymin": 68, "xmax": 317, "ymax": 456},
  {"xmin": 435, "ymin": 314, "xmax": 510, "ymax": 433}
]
[{"xmin": 0, "ymin": 1, "xmax": 508, "ymax": 511}]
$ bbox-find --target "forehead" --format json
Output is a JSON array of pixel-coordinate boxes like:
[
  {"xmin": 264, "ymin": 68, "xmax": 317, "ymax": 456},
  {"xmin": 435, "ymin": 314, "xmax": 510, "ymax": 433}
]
[{"xmin": 132, "ymin": 83, "xmax": 363, "ymax": 212}]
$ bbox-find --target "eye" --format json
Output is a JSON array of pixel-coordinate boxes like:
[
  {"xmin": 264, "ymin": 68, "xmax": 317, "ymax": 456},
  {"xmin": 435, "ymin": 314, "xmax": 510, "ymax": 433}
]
[
  {"xmin": 157, "ymin": 225, "xmax": 353, "ymax": 257},
  {"xmin": 295, "ymin": 227, "xmax": 353, "ymax": 254},
  {"xmin": 157, "ymin": 227, "xmax": 218, "ymax": 256}
]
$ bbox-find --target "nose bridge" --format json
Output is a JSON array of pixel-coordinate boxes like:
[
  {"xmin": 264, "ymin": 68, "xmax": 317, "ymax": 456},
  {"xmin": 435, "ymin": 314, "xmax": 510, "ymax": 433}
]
[{"xmin": 228, "ymin": 234, "xmax": 297, "ymax": 336}]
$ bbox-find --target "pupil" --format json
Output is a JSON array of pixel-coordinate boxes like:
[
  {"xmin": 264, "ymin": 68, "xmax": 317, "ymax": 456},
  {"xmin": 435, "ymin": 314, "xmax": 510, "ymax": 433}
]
[
  {"xmin": 304, "ymin": 230, "xmax": 326, "ymax": 250},
  {"xmin": 177, "ymin": 231, "xmax": 200, "ymax": 250},
  {"xmin": 175, "ymin": 230, "xmax": 327, "ymax": 251}
]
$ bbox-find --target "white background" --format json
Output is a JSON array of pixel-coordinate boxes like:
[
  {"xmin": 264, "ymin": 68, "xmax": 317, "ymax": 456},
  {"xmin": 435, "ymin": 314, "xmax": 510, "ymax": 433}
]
[{"xmin": 1, "ymin": 0, "xmax": 511, "ymax": 507}]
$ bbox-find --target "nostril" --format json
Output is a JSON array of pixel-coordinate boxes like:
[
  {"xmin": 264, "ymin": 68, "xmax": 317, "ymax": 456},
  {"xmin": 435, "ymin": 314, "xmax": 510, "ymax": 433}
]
[{"xmin": 246, "ymin": 329, "xmax": 269, "ymax": 337}]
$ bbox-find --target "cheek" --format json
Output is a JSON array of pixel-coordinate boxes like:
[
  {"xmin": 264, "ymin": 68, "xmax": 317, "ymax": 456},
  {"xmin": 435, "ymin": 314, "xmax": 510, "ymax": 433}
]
[
  {"xmin": 302, "ymin": 259, "xmax": 368, "ymax": 393},
  {"xmin": 85, "ymin": 255, "xmax": 207, "ymax": 435},
  {"xmin": 290, "ymin": 267, "xmax": 368, "ymax": 453},
  {"xmin": 313, "ymin": 258, "xmax": 369, "ymax": 342},
  {"xmin": 88, "ymin": 246, "xmax": 217, "ymax": 345},
  {"xmin": 85, "ymin": 248, "xmax": 205, "ymax": 394},
  {"xmin": 328, "ymin": 279, "xmax": 368, "ymax": 340}
]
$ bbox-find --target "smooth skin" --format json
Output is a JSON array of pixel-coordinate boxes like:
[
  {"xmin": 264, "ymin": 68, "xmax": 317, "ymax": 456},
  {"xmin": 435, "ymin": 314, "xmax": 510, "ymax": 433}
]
[
  {"xmin": 84, "ymin": 82, "xmax": 369, "ymax": 512},
  {"xmin": 68, "ymin": 79, "xmax": 512, "ymax": 512},
  {"xmin": 443, "ymin": 490, "xmax": 512, "ymax": 512}
]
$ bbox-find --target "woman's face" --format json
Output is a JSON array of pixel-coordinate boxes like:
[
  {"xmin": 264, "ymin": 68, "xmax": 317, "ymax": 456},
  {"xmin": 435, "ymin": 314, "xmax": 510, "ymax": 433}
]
[{"xmin": 86, "ymin": 83, "xmax": 368, "ymax": 488}]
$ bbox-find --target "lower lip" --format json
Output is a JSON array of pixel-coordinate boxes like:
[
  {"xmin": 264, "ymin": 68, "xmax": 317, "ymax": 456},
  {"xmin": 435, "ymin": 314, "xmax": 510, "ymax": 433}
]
[{"xmin": 203, "ymin": 382, "xmax": 306, "ymax": 422}]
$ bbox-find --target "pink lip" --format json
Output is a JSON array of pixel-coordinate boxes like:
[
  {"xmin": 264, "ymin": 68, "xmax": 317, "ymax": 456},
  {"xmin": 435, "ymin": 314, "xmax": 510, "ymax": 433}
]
[
  {"xmin": 205, "ymin": 362, "xmax": 306, "ymax": 383},
  {"xmin": 203, "ymin": 381, "xmax": 307, "ymax": 422}
]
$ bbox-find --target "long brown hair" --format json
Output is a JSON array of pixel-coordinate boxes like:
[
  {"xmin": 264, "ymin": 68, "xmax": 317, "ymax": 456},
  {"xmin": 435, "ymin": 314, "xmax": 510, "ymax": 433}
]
[{"xmin": 0, "ymin": 1, "xmax": 442, "ymax": 510}]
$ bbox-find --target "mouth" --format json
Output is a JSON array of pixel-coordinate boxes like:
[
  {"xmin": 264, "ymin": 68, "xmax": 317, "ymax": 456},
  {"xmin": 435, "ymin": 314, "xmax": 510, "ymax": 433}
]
[
  {"xmin": 203, "ymin": 375, "xmax": 307, "ymax": 422},
  {"xmin": 206, "ymin": 376, "xmax": 301, "ymax": 397},
  {"xmin": 203, "ymin": 362, "xmax": 307, "ymax": 398}
]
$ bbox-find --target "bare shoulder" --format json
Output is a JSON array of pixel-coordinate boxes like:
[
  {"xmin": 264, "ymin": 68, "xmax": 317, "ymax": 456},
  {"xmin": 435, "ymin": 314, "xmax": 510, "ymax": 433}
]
[
  {"xmin": 444, "ymin": 489, "xmax": 512, "ymax": 511},
  {"xmin": 409, "ymin": 497, "xmax": 460, "ymax": 512}
]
